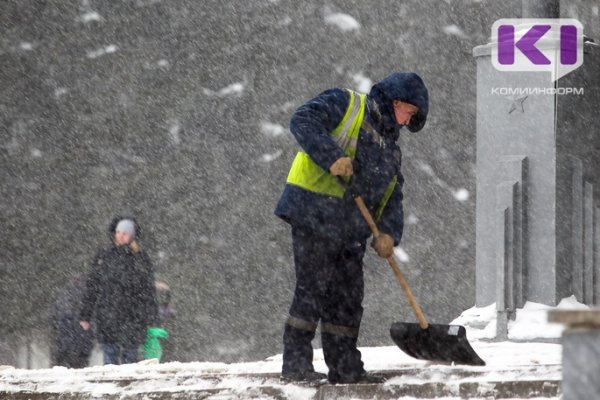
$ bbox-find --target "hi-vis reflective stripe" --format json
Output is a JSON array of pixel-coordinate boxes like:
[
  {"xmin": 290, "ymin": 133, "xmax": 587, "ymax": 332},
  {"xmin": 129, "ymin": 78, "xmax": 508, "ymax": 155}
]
[
  {"xmin": 286, "ymin": 316, "xmax": 318, "ymax": 332},
  {"xmin": 286, "ymin": 90, "xmax": 366, "ymax": 198},
  {"xmin": 321, "ymin": 322, "xmax": 359, "ymax": 338},
  {"xmin": 331, "ymin": 90, "xmax": 365, "ymax": 159},
  {"xmin": 375, "ymin": 175, "xmax": 398, "ymax": 222}
]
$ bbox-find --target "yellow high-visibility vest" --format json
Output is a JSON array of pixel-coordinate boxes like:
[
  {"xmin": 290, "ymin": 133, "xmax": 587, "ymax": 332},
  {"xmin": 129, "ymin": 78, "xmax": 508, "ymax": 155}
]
[{"xmin": 286, "ymin": 89, "xmax": 397, "ymax": 221}]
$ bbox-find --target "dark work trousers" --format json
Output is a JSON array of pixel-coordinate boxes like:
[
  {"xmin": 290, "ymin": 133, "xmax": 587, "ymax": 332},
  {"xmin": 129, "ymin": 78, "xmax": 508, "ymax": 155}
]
[{"xmin": 283, "ymin": 224, "xmax": 366, "ymax": 382}]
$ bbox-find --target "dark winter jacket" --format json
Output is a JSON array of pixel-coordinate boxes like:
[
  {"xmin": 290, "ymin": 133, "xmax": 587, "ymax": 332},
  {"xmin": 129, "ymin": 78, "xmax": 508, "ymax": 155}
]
[
  {"xmin": 48, "ymin": 277, "xmax": 94, "ymax": 356},
  {"xmin": 275, "ymin": 72, "xmax": 429, "ymax": 245},
  {"xmin": 80, "ymin": 218, "xmax": 158, "ymax": 346}
]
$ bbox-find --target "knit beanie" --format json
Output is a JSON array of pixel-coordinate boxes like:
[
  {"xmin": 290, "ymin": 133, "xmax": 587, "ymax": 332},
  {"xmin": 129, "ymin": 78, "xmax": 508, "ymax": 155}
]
[{"xmin": 115, "ymin": 219, "xmax": 136, "ymax": 238}]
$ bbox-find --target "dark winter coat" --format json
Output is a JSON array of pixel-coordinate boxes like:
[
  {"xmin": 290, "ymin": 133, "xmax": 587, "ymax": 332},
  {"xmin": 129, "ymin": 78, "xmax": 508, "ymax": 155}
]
[
  {"xmin": 80, "ymin": 219, "xmax": 158, "ymax": 347},
  {"xmin": 48, "ymin": 278, "xmax": 94, "ymax": 357},
  {"xmin": 275, "ymin": 72, "xmax": 429, "ymax": 245}
]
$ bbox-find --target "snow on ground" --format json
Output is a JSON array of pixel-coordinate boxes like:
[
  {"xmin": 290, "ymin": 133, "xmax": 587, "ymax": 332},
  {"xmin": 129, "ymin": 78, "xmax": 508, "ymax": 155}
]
[
  {"xmin": 0, "ymin": 341, "xmax": 562, "ymax": 399},
  {"xmin": 0, "ymin": 301, "xmax": 575, "ymax": 398},
  {"xmin": 452, "ymin": 295, "xmax": 588, "ymax": 341}
]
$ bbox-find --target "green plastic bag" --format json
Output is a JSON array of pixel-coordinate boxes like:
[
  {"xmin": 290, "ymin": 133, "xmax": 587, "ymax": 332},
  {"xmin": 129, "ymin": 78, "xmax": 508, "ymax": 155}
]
[{"xmin": 143, "ymin": 327, "xmax": 169, "ymax": 361}]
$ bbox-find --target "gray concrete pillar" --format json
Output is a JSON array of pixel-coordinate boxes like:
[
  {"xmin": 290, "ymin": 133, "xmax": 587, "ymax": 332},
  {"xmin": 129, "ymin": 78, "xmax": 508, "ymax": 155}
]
[
  {"xmin": 595, "ymin": 207, "xmax": 600, "ymax": 304},
  {"xmin": 496, "ymin": 183, "xmax": 516, "ymax": 340},
  {"xmin": 584, "ymin": 183, "xmax": 594, "ymax": 304},
  {"xmin": 570, "ymin": 158, "xmax": 584, "ymax": 301},
  {"xmin": 474, "ymin": 14, "xmax": 600, "ymax": 308},
  {"xmin": 548, "ymin": 310, "xmax": 600, "ymax": 400},
  {"xmin": 501, "ymin": 156, "xmax": 528, "ymax": 309}
]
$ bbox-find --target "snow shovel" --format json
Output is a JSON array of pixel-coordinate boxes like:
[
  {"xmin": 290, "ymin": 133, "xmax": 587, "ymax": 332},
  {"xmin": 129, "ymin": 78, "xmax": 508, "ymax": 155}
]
[{"xmin": 341, "ymin": 179, "xmax": 485, "ymax": 366}]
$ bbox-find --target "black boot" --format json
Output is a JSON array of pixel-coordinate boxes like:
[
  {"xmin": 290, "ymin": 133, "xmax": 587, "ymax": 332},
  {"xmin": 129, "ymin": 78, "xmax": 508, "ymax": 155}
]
[
  {"xmin": 329, "ymin": 371, "xmax": 386, "ymax": 384},
  {"xmin": 281, "ymin": 370, "xmax": 327, "ymax": 383}
]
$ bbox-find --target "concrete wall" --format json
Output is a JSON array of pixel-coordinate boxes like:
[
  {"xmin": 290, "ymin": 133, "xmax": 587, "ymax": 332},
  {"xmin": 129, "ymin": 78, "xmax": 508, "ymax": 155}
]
[
  {"xmin": 556, "ymin": 46, "xmax": 600, "ymax": 303},
  {"xmin": 474, "ymin": 58, "xmax": 557, "ymax": 306},
  {"xmin": 474, "ymin": 1, "xmax": 600, "ymax": 311}
]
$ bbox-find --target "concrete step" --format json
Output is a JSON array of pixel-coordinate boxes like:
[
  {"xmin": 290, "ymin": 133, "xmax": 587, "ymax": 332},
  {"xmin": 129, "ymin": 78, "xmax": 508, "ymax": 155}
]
[
  {"xmin": 0, "ymin": 365, "xmax": 561, "ymax": 399},
  {"xmin": 0, "ymin": 343, "xmax": 564, "ymax": 399}
]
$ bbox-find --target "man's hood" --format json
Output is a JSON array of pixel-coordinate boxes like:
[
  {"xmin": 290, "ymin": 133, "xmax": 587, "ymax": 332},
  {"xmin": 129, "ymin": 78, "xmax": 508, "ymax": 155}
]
[{"xmin": 369, "ymin": 72, "xmax": 429, "ymax": 135}]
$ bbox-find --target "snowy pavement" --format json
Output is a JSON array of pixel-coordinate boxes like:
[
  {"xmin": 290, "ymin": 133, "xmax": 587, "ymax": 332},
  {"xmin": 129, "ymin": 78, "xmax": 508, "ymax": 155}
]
[
  {"xmin": 2, "ymin": 300, "xmax": 577, "ymax": 398},
  {"xmin": 1, "ymin": 297, "xmax": 575, "ymax": 399},
  {"xmin": 0, "ymin": 341, "xmax": 562, "ymax": 399}
]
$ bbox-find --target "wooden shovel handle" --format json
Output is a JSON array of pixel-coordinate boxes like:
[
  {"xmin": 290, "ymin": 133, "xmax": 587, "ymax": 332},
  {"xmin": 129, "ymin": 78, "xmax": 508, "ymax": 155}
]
[
  {"xmin": 353, "ymin": 196, "xmax": 429, "ymax": 330},
  {"xmin": 385, "ymin": 254, "xmax": 429, "ymax": 330}
]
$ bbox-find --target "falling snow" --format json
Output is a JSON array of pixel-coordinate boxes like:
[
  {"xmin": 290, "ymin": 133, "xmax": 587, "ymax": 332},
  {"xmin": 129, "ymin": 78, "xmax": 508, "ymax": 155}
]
[
  {"xmin": 54, "ymin": 88, "xmax": 68, "ymax": 98},
  {"xmin": 406, "ymin": 214, "xmax": 419, "ymax": 225},
  {"xmin": 260, "ymin": 122, "xmax": 286, "ymax": 137},
  {"xmin": 442, "ymin": 24, "xmax": 469, "ymax": 39},
  {"xmin": 218, "ymin": 82, "xmax": 245, "ymax": 96},
  {"xmin": 352, "ymin": 73, "xmax": 372, "ymax": 93},
  {"xmin": 2, "ymin": 3, "xmax": 594, "ymax": 398},
  {"xmin": 393, "ymin": 247, "xmax": 410, "ymax": 263},
  {"xmin": 324, "ymin": 13, "xmax": 361, "ymax": 32},
  {"xmin": 203, "ymin": 82, "xmax": 246, "ymax": 97},
  {"xmin": 78, "ymin": 11, "xmax": 103, "ymax": 23},
  {"xmin": 86, "ymin": 45, "xmax": 118, "ymax": 59},
  {"xmin": 168, "ymin": 121, "xmax": 182, "ymax": 145},
  {"xmin": 261, "ymin": 150, "xmax": 283, "ymax": 162},
  {"xmin": 19, "ymin": 42, "xmax": 33, "ymax": 51},
  {"xmin": 453, "ymin": 188, "xmax": 469, "ymax": 201}
]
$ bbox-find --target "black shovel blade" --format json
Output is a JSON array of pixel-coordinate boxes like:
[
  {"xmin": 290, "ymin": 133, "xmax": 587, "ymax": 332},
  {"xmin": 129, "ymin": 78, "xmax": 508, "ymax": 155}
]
[{"xmin": 390, "ymin": 322, "xmax": 485, "ymax": 366}]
